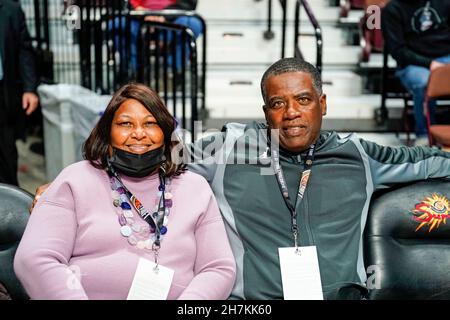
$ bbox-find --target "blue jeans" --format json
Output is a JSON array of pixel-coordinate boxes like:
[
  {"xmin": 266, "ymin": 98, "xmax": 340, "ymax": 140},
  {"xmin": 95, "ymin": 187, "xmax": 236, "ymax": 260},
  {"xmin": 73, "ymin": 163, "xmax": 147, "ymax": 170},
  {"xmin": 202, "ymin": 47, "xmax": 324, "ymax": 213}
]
[
  {"xmin": 165, "ymin": 16, "xmax": 203, "ymax": 71},
  {"xmin": 111, "ymin": 16, "xmax": 203, "ymax": 74},
  {"xmin": 396, "ymin": 54, "xmax": 450, "ymax": 137},
  {"xmin": 108, "ymin": 17, "xmax": 140, "ymax": 74}
]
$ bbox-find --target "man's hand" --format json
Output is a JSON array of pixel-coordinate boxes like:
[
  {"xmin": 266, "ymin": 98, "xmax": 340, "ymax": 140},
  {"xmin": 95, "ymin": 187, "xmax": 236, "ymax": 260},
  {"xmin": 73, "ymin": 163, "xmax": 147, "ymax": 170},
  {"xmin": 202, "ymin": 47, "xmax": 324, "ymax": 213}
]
[
  {"xmin": 133, "ymin": 6, "xmax": 165, "ymax": 23},
  {"xmin": 430, "ymin": 60, "xmax": 445, "ymax": 72},
  {"xmin": 144, "ymin": 15, "xmax": 166, "ymax": 23},
  {"xmin": 22, "ymin": 92, "xmax": 39, "ymax": 116},
  {"xmin": 29, "ymin": 182, "xmax": 51, "ymax": 214}
]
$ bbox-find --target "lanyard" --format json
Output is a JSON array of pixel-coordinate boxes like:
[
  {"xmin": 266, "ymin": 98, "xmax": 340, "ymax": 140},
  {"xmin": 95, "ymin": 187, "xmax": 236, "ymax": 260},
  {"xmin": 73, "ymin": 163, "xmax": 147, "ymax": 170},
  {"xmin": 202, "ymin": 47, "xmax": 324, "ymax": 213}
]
[
  {"xmin": 271, "ymin": 144, "xmax": 315, "ymax": 249},
  {"xmin": 106, "ymin": 164, "xmax": 167, "ymax": 263}
]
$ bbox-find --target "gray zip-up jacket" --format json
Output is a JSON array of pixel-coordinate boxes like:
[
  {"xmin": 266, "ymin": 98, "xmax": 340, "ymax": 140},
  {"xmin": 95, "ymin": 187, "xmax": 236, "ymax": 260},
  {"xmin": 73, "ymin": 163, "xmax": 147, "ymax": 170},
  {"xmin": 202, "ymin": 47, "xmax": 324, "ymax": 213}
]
[{"xmin": 187, "ymin": 121, "xmax": 450, "ymax": 299}]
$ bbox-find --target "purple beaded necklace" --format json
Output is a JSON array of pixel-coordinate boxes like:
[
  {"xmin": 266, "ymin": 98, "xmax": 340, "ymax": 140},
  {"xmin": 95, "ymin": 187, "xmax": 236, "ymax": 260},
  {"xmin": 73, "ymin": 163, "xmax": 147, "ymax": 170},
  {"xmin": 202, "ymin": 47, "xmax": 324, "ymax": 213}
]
[{"xmin": 107, "ymin": 164, "xmax": 173, "ymax": 254}]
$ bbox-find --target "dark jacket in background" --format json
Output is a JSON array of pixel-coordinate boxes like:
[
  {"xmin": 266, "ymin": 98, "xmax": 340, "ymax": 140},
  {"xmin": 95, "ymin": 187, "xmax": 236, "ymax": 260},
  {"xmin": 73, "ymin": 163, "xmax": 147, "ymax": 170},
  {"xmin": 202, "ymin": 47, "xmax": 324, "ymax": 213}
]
[
  {"xmin": 0, "ymin": 0, "xmax": 38, "ymax": 133},
  {"xmin": 381, "ymin": 0, "xmax": 450, "ymax": 68},
  {"xmin": 166, "ymin": 0, "xmax": 197, "ymax": 11}
]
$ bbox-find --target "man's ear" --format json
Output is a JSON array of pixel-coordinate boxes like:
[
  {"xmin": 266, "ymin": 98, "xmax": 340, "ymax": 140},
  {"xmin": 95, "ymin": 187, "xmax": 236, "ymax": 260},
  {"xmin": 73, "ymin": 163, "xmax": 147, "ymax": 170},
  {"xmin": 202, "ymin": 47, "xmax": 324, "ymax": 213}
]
[{"xmin": 320, "ymin": 94, "xmax": 327, "ymax": 116}]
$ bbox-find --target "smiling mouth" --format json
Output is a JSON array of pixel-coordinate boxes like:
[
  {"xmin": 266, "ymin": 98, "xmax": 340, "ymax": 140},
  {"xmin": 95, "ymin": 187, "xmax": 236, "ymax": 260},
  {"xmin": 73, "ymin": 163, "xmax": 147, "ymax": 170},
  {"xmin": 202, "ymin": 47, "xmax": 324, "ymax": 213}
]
[
  {"xmin": 127, "ymin": 145, "xmax": 151, "ymax": 153},
  {"xmin": 283, "ymin": 126, "xmax": 306, "ymax": 137}
]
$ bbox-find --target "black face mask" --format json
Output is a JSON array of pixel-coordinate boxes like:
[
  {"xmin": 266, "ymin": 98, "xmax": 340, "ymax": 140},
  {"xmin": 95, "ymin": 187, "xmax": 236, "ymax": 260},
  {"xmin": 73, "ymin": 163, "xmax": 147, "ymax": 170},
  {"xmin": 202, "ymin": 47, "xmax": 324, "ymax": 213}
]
[{"xmin": 107, "ymin": 146, "xmax": 166, "ymax": 178}]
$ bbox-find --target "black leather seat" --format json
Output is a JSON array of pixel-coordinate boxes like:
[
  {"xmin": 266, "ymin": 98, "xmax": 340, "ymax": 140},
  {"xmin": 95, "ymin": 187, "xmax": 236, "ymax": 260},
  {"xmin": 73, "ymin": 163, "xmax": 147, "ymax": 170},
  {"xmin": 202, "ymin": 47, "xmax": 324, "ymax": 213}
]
[
  {"xmin": 0, "ymin": 183, "xmax": 32, "ymax": 300},
  {"xmin": 365, "ymin": 179, "xmax": 450, "ymax": 299}
]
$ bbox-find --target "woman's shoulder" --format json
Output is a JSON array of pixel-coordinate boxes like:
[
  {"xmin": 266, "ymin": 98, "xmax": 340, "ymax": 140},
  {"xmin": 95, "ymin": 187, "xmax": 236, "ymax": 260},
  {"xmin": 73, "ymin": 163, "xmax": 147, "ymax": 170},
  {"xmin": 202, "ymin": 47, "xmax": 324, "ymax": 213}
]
[
  {"xmin": 52, "ymin": 160, "xmax": 106, "ymax": 186},
  {"xmin": 59, "ymin": 160, "xmax": 101, "ymax": 174},
  {"xmin": 38, "ymin": 161, "xmax": 107, "ymax": 208}
]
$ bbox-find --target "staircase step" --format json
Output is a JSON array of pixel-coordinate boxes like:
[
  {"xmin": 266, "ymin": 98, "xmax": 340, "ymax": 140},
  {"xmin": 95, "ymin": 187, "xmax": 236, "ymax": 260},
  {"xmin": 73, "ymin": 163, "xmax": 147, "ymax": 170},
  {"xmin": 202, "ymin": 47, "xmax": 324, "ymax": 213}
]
[
  {"xmin": 198, "ymin": 0, "xmax": 339, "ymax": 24},
  {"xmin": 206, "ymin": 65, "xmax": 400, "ymax": 121}
]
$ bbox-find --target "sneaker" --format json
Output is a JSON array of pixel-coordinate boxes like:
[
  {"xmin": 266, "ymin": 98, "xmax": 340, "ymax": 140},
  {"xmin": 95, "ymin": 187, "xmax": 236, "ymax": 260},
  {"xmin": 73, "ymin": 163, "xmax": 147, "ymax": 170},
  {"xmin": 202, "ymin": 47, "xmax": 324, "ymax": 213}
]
[{"xmin": 413, "ymin": 136, "xmax": 430, "ymax": 147}]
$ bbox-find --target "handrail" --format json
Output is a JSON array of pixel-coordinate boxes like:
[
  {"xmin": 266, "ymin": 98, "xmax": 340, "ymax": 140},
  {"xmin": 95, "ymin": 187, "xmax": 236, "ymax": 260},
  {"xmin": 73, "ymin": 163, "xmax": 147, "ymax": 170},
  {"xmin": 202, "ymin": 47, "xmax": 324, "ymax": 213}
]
[
  {"xmin": 263, "ymin": 0, "xmax": 286, "ymax": 57},
  {"xmin": 280, "ymin": 0, "xmax": 287, "ymax": 58},
  {"xmin": 132, "ymin": 18, "xmax": 199, "ymax": 139},
  {"xmin": 294, "ymin": 0, "xmax": 323, "ymax": 74},
  {"xmin": 130, "ymin": 9, "xmax": 207, "ymax": 114},
  {"xmin": 263, "ymin": 0, "xmax": 275, "ymax": 40},
  {"xmin": 75, "ymin": 4, "xmax": 204, "ymax": 140}
]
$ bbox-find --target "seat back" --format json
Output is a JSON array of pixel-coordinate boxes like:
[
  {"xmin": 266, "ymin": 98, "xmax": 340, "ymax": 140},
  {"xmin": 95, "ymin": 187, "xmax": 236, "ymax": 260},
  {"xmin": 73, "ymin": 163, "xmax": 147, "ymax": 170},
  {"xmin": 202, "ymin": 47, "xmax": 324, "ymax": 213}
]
[
  {"xmin": 426, "ymin": 65, "xmax": 450, "ymax": 99},
  {"xmin": 0, "ymin": 183, "xmax": 32, "ymax": 300},
  {"xmin": 425, "ymin": 65, "xmax": 450, "ymax": 147},
  {"xmin": 365, "ymin": 179, "xmax": 450, "ymax": 299}
]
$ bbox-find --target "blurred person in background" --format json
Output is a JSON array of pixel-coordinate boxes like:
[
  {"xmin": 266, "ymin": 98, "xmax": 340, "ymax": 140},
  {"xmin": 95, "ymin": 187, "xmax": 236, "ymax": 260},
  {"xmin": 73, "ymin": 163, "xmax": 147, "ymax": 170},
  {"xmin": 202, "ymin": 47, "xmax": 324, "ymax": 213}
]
[
  {"xmin": 382, "ymin": 0, "xmax": 450, "ymax": 146},
  {"xmin": 0, "ymin": 0, "xmax": 39, "ymax": 185}
]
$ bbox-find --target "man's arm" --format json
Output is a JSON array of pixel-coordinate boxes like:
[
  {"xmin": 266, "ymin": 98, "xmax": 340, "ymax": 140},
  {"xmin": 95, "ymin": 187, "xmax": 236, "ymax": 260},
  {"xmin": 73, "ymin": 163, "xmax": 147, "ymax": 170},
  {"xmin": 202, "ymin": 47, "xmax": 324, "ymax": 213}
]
[
  {"xmin": 360, "ymin": 139, "xmax": 450, "ymax": 189},
  {"xmin": 381, "ymin": 5, "xmax": 433, "ymax": 68}
]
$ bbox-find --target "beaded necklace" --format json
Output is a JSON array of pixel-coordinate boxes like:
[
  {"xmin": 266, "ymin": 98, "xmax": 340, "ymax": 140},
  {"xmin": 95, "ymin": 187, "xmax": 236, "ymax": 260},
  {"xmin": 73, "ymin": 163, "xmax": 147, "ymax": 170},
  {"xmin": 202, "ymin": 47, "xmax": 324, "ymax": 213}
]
[{"xmin": 107, "ymin": 164, "xmax": 173, "ymax": 261}]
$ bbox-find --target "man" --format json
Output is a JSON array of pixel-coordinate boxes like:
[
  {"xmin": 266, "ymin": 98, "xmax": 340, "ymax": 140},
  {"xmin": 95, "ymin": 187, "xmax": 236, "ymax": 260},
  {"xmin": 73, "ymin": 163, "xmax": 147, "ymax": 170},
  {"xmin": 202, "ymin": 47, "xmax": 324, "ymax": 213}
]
[
  {"xmin": 185, "ymin": 58, "xmax": 450, "ymax": 299},
  {"xmin": 381, "ymin": 0, "xmax": 450, "ymax": 146},
  {"xmin": 0, "ymin": 0, "xmax": 39, "ymax": 185},
  {"xmin": 32, "ymin": 58, "xmax": 450, "ymax": 299}
]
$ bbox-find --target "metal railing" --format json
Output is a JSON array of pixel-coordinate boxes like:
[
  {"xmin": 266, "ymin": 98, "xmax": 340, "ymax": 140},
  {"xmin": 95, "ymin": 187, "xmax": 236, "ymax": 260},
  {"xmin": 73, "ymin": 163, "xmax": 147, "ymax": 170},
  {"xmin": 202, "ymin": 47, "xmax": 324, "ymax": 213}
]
[
  {"xmin": 294, "ymin": 0, "xmax": 323, "ymax": 74},
  {"xmin": 22, "ymin": 0, "xmax": 71, "ymax": 84},
  {"xmin": 136, "ymin": 21, "xmax": 198, "ymax": 132},
  {"xmin": 20, "ymin": 0, "xmax": 207, "ymax": 138},
  {"xmin": 131, "ymin": 9, "xmax": 207, "ymax": 119},
  {"xmin": 263, "ymin": 0, "xmax": 322, "ymax": 73},
  {"xmin": 263, "ymin": 0, "xmax": 287, "ymax": 58}
]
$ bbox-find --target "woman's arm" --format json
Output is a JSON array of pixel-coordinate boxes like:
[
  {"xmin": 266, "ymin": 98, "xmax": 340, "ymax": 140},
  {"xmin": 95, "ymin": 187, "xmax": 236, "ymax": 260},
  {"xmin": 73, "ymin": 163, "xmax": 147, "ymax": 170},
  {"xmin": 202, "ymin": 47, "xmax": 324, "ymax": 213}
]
[
  {"xmin": 14, "ymin": 180, "xmax": 88, "ymax": 299},
  {"xmin": 177, "ymin": 191, "xmax": 236, "ymax": 300}
]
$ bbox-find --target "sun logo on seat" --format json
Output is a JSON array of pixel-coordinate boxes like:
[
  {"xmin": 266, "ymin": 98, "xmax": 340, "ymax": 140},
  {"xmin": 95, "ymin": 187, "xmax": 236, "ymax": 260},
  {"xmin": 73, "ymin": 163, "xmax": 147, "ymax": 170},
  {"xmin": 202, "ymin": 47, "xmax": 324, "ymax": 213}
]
[{"xmin": 412, "ymin": 194, "xmax": 450, "ymax": 232}]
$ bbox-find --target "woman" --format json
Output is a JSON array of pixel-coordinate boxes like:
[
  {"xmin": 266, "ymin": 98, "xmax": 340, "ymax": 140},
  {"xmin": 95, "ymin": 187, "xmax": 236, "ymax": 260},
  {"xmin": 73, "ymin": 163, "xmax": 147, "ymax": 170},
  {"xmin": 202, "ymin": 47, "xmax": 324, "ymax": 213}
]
[{"xmin": 14, "ymin": 83, "xmax": 236, "ymax": 300}]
